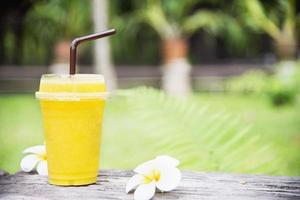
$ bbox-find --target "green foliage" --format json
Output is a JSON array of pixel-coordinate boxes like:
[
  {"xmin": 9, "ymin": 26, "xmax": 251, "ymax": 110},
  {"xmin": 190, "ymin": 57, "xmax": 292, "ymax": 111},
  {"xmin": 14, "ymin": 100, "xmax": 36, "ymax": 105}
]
[
  {"xmin": 226, "ymin": 62, "xmax": 300, "ymax": 106},
  {"xmin": 238, "ymin": 0, "xmax": 298, "ymax": 59},
  {"xmin": 21, "ymin": 0, "xmax": 92, "ymax": 65},
  {"xmin": 266, "ymin": 78, "xmax": 296, "ymax": 106},
  {"xmin": 225, "ymin": 70, "xmax": 269, "ymax": 94},
  {"xmin": 182, "ymin": 11, "xmax": 227, "ymax": 36},
  {"xmin": 266, "ymin": 62, "xmax": 300, "ymax": 106},
  {"xmin": 1, "ymin": 90, "xmax": 299, "ymax": 175},
  {"xmin": 109, "ymin": 0, "xmax": 255, "ymax": 62},
  {"xmin": 108, "ymin": 0, "xmax": 163, "ymax": 65},
  {"xmin": 102, "ymin": 88, "xmax": 284, "ymax": 175},
  {"xmin": 25, "ymin": 0, "xmax": 92, "ymax": 41},
  {"xmin": 114, "ymin": 0, "xmax": 242, "ymax": 40},
  {"xmin": 239, "ymin": 0, "xmax": 281, "ymax": 39},
  {"xmin": 292, "ymin": 65, "xmax": 300, "ymax": 92}
]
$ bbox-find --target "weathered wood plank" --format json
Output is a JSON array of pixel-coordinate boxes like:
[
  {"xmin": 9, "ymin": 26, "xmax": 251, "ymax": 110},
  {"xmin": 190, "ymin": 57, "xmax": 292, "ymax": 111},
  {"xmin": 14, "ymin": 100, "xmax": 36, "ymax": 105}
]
[{"xmin": 1, "ymin": 170, "xmax": 300, "ymax": 200}]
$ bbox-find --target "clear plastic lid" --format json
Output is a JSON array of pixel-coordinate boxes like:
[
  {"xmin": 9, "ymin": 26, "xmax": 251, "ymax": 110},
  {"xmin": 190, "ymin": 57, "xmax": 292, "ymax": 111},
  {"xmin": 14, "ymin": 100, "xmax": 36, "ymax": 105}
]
[{"xmin": 35, "ymin": 74, "xmax": 108, "ymax": 100}]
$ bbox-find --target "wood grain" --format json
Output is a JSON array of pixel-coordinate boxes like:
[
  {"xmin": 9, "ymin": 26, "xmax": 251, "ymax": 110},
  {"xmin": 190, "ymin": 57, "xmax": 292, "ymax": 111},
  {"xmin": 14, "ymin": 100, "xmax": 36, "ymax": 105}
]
[{"xmin": 1, "ymin": 170, "xmax": 300, "ymax": 200}]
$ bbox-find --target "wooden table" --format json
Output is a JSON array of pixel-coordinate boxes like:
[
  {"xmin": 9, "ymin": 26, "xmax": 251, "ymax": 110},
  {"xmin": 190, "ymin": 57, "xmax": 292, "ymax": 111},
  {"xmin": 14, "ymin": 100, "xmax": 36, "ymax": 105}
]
[{"xmin": 1, "ymin": 170, "xmax": 300, "ymax": 199}]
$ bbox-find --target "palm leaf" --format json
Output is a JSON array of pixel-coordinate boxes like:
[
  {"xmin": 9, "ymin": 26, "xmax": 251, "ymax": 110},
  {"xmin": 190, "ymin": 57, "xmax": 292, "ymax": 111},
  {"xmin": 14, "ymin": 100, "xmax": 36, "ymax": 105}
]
[
  {"xmin": 182, "ymin": 10, "xmax": 224, "ymax": 34},
  {"xmin": 113, "ymin": 0, "xmax": 177, "ymax": 40},
  {"xmin": 182, "ymin": 10, "xmax": 245, "ymax": 40},
  {"xmin": 101, "ymin": 87, "xmax": 285, "ymax": 175},
  {"xmin": 282, "ymin": 0, "xmax": 296, "ymax": 41},
  {"xmin": 140, "ymin": 0, "xmax": 178, "ymax": 39},
  {"xmin": 159, "ymin": 0, "xmax": 201, "ymax": 23},
  {"xmin": 241, "ymin": 0, "xmax": 281, "ymax": 40}
]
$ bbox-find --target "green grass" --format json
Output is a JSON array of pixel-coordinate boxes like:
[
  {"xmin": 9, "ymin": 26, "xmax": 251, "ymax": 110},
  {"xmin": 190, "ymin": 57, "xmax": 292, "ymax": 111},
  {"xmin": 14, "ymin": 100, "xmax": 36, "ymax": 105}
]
[
  {"xmin": 196, "ymin": 93, "xmax": 300, "ymax": 175},
  {"xmin": 0, "ymin": 88, "xmax": 299, "ymax": 176}
]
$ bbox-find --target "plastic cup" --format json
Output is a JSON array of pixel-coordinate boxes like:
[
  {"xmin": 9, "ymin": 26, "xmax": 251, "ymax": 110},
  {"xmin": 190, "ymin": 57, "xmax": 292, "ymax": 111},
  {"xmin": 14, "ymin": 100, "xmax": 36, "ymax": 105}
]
[{"xmin": 36, "ymin": 74, "xmax": 107, "ymax": 186}]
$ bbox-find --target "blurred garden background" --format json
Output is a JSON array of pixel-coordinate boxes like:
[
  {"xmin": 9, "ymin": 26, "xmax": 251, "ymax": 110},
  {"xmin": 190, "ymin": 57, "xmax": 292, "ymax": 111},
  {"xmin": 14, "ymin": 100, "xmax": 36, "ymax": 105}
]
[{"xmin": 0, "ymin": 0, "xmax": 300, "ymax": 176}]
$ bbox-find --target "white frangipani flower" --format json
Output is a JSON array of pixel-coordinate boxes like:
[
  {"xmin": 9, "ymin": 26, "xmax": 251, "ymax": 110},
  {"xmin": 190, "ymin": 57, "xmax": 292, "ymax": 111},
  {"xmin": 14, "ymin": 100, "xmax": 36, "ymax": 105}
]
[
  {"xmin": 126, "ymin": 155, "xmax": 181, "ymax": 200},
  {"xmin": 20, "ymin": 145, "xmax": 48, "ymax": 176}
]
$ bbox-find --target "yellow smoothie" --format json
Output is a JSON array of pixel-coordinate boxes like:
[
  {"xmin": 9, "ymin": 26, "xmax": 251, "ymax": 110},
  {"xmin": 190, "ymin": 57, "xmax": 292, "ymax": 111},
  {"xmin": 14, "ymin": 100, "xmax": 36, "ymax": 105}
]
[{"xmin": 36, "ymin": 74, "xmax": 106, "ymax": 186}]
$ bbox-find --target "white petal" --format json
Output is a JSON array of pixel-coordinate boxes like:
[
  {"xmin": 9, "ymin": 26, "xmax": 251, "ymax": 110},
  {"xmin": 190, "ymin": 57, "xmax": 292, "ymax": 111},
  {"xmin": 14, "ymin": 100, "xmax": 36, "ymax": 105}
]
[
  {"xmin": 23, "ymin": 145, "xmax": 46, "ymax": 155},
  {"xmin": 134, "ymin": 181, "xmax": 156, "ymax": 200},
  {"xmin": 126, "ymin": 174, "xmax": 145, "ymax": 193},
  {"xmin": 20, "ymin": 154, "xmax": 40, "ymax": 172},
  {"xmin": 36, "ymin": 160, "xmax": 48, "ymax": 176},
  {"xmin": 134, "ymin": 159, "xmax": 156, "ymax": 175},
  {"xmin": 156, "ymin": 167, "xmax": 181, "ymax": 192},
  {"xmin": 155, "ymin": 155, "xmax": 179, "ymax": 167}
]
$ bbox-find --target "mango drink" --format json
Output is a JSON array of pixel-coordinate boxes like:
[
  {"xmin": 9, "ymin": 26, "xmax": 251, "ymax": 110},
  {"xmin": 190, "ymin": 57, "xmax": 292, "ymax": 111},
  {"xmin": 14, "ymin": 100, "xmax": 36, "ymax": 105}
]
[{"xmin": 36, "ymin": 74, "xmax": 107, "ymax": 186}]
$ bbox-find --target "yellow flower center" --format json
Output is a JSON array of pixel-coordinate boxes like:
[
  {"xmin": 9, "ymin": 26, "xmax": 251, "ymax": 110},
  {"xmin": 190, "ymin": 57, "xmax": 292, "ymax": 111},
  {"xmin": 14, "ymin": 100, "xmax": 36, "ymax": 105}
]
[
  {"xmin": 144, "ymin": 169, "xmax": 161, "ymax": 184},
  {"xmin": 38, "ymin": 153, "xmax": 47, "ymax": 161}
]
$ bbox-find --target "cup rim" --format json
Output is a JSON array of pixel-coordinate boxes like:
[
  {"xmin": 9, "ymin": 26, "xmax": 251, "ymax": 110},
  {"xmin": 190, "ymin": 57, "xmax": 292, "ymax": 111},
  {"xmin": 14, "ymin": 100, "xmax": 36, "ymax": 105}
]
[{"xmin": 35, "ymin": 91, "xmax": 109, "ymax": 100}]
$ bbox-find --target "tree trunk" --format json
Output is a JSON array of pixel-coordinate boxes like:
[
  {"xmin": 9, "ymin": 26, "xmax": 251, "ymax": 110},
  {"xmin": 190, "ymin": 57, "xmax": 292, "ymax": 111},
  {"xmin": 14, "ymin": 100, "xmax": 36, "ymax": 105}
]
[
  {"xmin": 161, "ymin": 38, "xmax": 191, "ymax": 96},
  {"xmin": 49, "ymin": 40, "xmax": 70, "ymax": 74},
  {"xmin": 274, "ymin": 34, "xmax": 297, "ymax": 61},
  {"xmin": 273, "ymin": 33, "xmax": 297, "ymax": 82},
  {"xmin": 92, "ymin": 0, "xmax": 117, "ymax": 91}
]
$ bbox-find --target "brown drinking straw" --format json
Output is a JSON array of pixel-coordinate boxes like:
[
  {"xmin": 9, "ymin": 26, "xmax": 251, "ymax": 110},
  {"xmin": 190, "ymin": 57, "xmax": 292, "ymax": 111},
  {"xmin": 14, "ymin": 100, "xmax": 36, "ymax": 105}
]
[{"xmin": 69, "ymin": 29, "xmax": 116, "ymax": 75}]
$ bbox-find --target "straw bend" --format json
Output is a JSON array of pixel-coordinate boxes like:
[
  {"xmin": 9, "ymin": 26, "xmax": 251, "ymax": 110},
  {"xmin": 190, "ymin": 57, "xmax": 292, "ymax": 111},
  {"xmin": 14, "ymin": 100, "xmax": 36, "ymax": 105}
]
[{"xmin": 69, "ymin": 29, "xmax": 116, "ymax": 75}]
